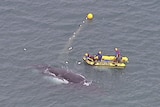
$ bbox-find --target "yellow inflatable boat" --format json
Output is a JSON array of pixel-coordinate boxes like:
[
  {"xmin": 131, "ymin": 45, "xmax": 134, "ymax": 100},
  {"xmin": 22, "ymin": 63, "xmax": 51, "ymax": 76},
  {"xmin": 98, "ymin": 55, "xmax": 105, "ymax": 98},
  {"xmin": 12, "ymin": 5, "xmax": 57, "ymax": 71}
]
[
  {"xmin": 102, "ymin": 55, "xmax": 129, "ymax": 63},
  {"xmin": 83, "ymin": 55, "xmax": 128, "ymax": 68}
]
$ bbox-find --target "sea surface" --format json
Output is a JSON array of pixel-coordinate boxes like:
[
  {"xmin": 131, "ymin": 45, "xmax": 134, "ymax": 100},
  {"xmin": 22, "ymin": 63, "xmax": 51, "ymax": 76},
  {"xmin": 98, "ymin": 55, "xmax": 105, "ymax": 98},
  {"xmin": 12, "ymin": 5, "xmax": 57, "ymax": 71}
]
[{"xmin": 0, "ymin": 0, "xmax": 160, "ymax": 107}]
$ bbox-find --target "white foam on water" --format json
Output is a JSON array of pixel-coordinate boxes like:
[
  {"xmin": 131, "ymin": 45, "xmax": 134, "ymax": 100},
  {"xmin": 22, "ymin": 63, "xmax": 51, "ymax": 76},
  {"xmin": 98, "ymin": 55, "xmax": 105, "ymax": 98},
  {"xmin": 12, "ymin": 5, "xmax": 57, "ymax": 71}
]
[
  {"xmin": 44, "ymin": 76, "xmax": 69, "ymax": 85},
  {"xmin": 42, "ymin": 68, "xmax": 69, "ymax": 85},
  {"xmin": 83, "ymin": 80, "xmax": 92, "ymax": 86}
]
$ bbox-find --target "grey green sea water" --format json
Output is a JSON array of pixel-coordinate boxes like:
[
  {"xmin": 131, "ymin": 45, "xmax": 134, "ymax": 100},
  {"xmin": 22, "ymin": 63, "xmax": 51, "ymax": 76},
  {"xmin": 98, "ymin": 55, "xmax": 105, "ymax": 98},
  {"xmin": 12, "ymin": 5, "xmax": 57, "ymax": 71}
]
[{"xmin": 0, "ymin": 0, "xmax": 160, "ymax": 107}]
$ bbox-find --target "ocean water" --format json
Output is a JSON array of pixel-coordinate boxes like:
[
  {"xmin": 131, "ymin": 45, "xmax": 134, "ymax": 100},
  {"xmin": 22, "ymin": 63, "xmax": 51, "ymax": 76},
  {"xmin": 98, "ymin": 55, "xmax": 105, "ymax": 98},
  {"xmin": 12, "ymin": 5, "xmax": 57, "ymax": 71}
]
[{"xmin": 0, "ymin": 0, "xmax": 160, "ymax": 107}]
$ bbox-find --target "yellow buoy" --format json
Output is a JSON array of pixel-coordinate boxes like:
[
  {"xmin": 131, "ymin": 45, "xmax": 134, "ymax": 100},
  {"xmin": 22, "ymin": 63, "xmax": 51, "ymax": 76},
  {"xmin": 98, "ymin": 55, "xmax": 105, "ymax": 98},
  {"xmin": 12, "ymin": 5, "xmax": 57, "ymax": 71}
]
[{"xmin": 87, "ymin": 13, "xmax": 94, "ymax": 20}]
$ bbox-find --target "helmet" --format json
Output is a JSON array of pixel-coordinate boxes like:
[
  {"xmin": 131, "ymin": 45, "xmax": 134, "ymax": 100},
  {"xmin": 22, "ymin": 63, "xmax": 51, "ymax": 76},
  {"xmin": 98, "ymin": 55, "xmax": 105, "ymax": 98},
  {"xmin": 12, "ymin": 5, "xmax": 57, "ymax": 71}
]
[
  {"xmin": 85, "ymin": 53, "xmax": 89, "ymax": 56},
  {"xmin": 98, "ymin": 51, "xmax": 102, "ymax": 54},
  {"xmin": 115, "ymin": 48, "xmax": 118, "ymax": 51}
]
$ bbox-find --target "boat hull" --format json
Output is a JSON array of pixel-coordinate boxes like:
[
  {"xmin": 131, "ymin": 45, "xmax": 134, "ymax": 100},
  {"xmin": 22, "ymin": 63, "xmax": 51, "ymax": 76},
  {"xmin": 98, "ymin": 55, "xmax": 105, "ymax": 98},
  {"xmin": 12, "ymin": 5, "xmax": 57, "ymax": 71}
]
[
  {"xmin": 83, "ymin": 56, "xmax": 126, "ymax": 68},
  {"xmin": 102, "ymin": 55, "xmax": 129, "ymax": 63}
]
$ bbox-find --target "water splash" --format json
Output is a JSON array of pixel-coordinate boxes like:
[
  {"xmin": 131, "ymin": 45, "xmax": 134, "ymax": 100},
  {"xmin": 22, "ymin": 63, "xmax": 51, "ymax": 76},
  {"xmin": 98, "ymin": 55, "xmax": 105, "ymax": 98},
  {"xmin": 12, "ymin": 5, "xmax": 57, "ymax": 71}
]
[{"xmin": 44, "ymin": 76, "xmax": 69, "ymax": 85}]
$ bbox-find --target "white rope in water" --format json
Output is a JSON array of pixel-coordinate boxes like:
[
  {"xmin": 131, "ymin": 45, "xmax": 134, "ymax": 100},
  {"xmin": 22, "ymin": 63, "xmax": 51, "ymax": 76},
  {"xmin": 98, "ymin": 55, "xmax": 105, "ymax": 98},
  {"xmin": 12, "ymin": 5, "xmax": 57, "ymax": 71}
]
[{"xmin": 58, "ymin": 19, "xmax": 88, "ymax": 64}]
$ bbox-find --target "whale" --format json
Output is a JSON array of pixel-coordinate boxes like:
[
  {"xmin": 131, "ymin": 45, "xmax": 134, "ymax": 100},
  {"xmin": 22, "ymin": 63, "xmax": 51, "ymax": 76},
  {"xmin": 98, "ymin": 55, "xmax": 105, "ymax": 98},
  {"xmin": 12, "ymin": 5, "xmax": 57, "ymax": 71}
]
[{"xmin": 35, "ymin": 65, "xmax": 92, "ymax": 86}]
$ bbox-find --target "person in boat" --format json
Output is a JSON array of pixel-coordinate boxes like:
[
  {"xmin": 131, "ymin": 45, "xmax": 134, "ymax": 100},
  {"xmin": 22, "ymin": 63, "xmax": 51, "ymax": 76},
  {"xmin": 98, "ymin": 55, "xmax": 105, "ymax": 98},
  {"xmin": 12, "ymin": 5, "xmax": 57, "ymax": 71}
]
[
  {"xmin": 85, "ymin": 53, "xmax": 95, "ymax": 61},
  {"xmin": 114, "ymin": 48, "xmax": 122, "ymax": 63},
  {"xmin": 95, "ymin": 51, "xmax": 102, "ymax": 61}
]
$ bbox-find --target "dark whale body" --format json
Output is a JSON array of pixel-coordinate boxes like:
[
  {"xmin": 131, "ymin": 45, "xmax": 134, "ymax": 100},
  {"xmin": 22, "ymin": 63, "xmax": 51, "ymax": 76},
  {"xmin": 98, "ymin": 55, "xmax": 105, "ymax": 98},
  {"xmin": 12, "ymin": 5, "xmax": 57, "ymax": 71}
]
[{"xmin": 35, "ymin": 65, "xmax": 91, "ymax": 86}]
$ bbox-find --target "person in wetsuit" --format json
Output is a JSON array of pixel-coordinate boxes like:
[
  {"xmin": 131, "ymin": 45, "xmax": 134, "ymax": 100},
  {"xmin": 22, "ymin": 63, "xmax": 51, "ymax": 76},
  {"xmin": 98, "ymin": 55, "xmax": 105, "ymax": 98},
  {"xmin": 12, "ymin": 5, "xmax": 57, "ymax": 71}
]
[
  {"xmin": 85, "ymin": 53, "xmax": 95, "ymax": 61},
  {"xmin": 114, "ymin": 48, "xmax": 122, "ymax": 63},
  {"xmin": 96, "ymin": 51, "xmax": 102, "ymax": 61}
]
